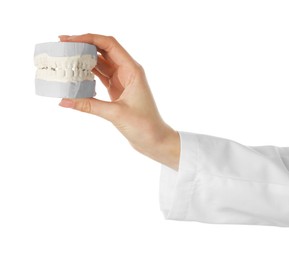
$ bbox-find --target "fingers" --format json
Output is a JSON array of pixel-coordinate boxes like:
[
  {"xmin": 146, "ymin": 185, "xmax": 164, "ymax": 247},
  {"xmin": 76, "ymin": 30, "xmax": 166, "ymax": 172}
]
[
  {"xmin": 95, "ymin": 55, "xmax": 115, "ymax": 78},
  {"xmin": 92, "ymin": 68, "xmax": 109, "ymax": 88},
  {"xmin": 58, "ymin": 34, "xmax": 135, "ymax": 67},
  {"xmin": 59, "ymin": 98, "xmax": 118, "ymax": 122}
]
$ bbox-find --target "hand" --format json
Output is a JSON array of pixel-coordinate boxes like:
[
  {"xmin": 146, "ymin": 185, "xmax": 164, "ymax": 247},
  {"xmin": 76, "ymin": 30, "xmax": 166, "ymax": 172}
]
[{"xmin": 58, "ymin": 34, "xmax": 180, "ymax": 170}]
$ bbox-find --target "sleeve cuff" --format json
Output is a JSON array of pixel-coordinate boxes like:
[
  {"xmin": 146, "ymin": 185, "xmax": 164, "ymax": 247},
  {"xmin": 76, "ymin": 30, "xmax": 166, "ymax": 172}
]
[{"xmin": 159, "ymin": 131, "xmax": 199, "ymax": 220}]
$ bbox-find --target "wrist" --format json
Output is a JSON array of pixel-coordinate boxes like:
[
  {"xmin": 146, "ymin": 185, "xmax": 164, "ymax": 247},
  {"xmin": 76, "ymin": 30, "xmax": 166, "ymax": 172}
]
[{"xmin": 133, "ymin": 124, "xmax": 180, "ymax": 171}]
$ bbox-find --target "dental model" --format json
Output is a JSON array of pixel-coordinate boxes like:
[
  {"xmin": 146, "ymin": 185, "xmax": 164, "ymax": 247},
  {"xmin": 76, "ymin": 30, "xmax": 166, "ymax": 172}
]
[{"xmin": 34, "ymin": 42, "xmax": 97, "ymax": 98}]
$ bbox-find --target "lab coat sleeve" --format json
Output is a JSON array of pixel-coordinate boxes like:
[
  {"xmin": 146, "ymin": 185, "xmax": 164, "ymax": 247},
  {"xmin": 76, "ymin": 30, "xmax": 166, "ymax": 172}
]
[{"xmin": 159, "ymin": 132, "xmax": 289, "ymax": 226}]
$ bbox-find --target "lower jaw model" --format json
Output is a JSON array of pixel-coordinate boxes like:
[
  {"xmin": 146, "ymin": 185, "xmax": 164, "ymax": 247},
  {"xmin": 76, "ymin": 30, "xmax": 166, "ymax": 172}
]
[{"xmin": 34, "ymin": 42, "xmax": 97, "ymax": 98}]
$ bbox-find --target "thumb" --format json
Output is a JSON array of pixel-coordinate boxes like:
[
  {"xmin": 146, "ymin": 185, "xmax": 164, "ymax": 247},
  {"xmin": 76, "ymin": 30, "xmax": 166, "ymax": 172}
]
[{"xmin": 59, "ymin": 98, "xmax": 117, "ymax": 122}]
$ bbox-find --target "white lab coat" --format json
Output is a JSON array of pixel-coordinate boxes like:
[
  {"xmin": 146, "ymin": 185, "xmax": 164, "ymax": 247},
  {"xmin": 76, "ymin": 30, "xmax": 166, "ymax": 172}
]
[{"xmin": 160, "ymin": 132, "xmax": 289, "ymax": 226}]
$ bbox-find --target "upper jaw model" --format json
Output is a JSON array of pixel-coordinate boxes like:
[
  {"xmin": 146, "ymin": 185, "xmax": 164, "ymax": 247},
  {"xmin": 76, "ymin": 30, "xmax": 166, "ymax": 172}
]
[{"xmin": 34, "ymin": 42, "xmax": 97, "ymax": 98}]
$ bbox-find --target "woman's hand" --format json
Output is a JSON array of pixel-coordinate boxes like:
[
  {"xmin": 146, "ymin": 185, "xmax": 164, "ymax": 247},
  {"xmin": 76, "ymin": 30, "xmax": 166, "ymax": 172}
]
[{"xmin": 59, "ymin": 34, "xmax": 180, "ymax": 170}]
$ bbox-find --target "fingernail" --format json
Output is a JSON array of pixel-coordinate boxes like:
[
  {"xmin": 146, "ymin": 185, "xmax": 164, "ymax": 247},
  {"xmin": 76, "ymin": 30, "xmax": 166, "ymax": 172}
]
[
  {"xmin": 67, "ymin": 36, "xmax": 76, "ymax": 40},
  {"xmin": 58, "ymin": 35, "xmax": 76, "ymax": 41},
  {"xmin": 58, "ymin": 35, "xmax": 70, "ymax": 38},
  {"xmin": 59, "ymin": 99, "xmax": 74, "ymax": 108}
]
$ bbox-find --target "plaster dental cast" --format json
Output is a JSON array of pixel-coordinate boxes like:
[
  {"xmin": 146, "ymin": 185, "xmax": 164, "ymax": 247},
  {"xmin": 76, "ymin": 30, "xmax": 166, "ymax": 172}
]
[
  {"xmin": 35, "ymin": 34, "xmax": 289, "ymax": 227},
  {"xmin": 34, "ymin": 42, "xmax": 97, "ymax": 98}
]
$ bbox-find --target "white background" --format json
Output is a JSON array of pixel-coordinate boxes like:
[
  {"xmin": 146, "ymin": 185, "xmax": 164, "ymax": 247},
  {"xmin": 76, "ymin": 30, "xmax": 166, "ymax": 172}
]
[{"xmin": 0, "ymin": 0, "xmax": 289, "ymax": 259}]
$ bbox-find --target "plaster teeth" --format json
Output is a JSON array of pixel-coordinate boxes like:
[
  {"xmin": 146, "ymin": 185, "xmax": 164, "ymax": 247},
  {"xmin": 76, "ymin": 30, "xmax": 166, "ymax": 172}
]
[
  {"xmin": 34, "ymin": 54, "xmax": 96, "ymax": 83},
  {"xmin": 57, "ymin": 69, "xmax": 64, "ymax": 78}
]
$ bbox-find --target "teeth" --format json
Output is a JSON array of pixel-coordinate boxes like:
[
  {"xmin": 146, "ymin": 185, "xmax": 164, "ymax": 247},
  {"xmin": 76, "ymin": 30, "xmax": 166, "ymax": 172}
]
[
  {"xmin": 73, "ymin": 68, "xmax": 78, "ymax": 78},
  {"xmin": 79, "ymin": 70, "xmax": 84, "ymax": 79},
  {"xmin": 66, "ymin": 69, "xmax": 73, "ymax": 79},
  {"xmin": 57, "ymin": 69, "xmax": 64, "ymax": 78},
  {"xmin": 34, "ymin": 54, "xmax": 96, "ymax": 82}
]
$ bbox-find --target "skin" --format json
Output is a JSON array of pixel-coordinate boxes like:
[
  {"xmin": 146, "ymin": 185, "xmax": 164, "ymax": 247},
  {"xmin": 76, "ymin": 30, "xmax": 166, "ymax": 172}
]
[{"xmin": 58, "ymin": 34, "xmax": 180, "ymax": 171}]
